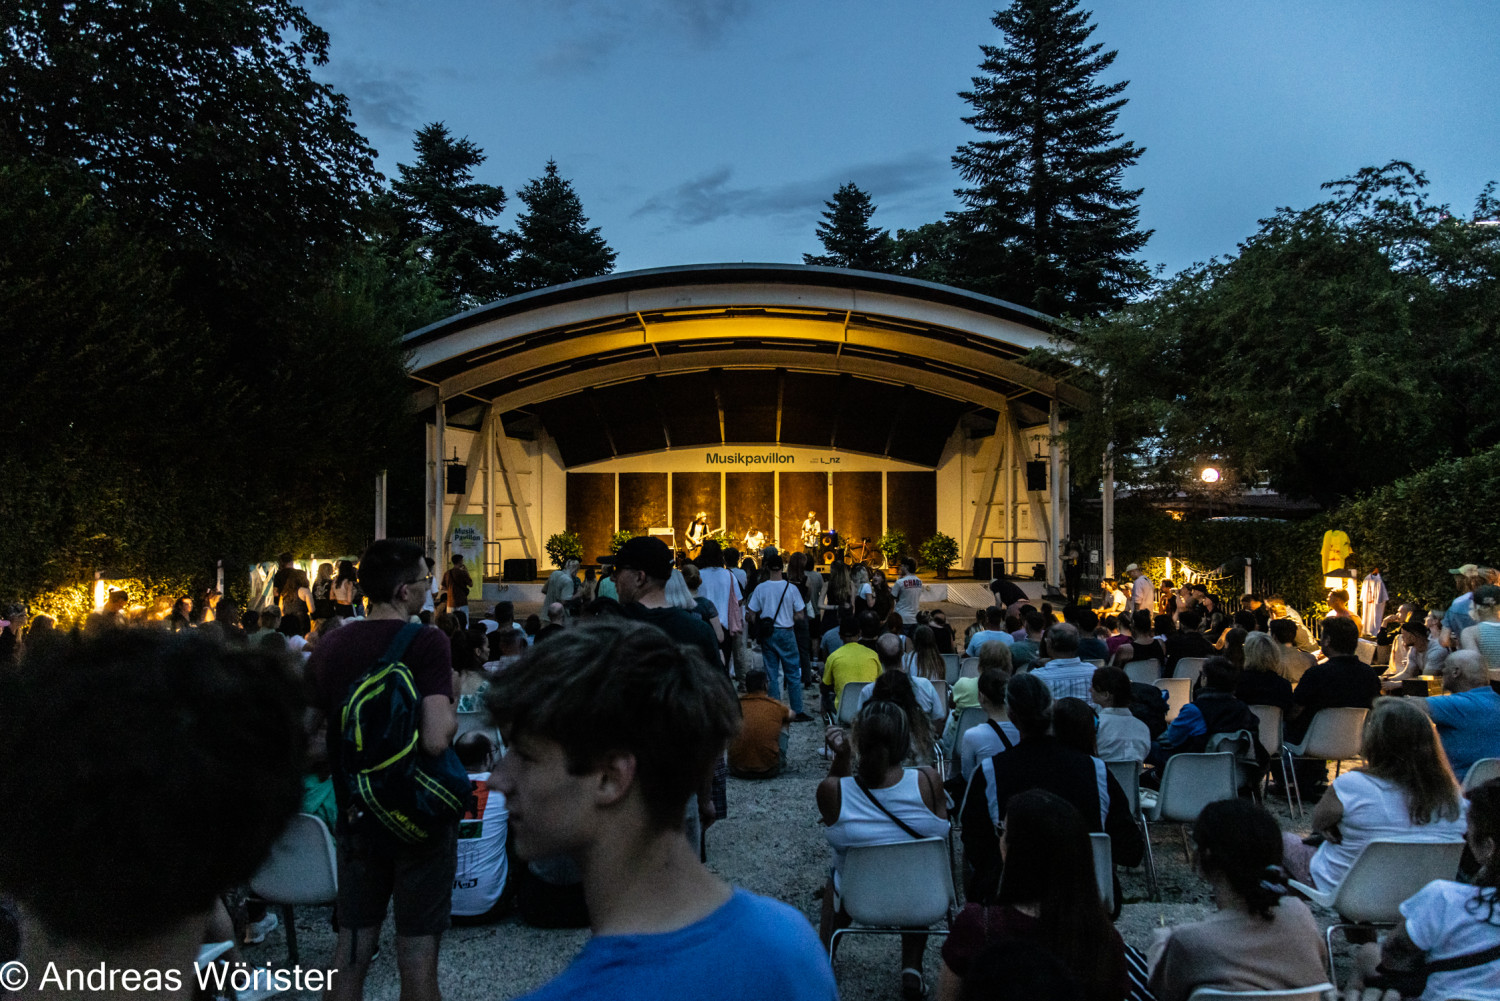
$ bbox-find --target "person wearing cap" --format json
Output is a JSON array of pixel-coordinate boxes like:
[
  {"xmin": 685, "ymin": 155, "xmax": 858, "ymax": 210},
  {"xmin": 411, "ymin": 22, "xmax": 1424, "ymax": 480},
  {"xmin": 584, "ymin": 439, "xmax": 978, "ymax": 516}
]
[
  {"xmin": 1124, "ymin": 564, "xmax": 1155, "ymax": 615},
  {"xmin": 747, "ymin": 552, "xmax": 814, "ymax": 721},
  {"xmin": 612, "ymin": 537, "xmax": 720, "ymax": 669},
  {"xmin": 1441, "ymin": 564, "xmax": 1493, "ymax": 649}
]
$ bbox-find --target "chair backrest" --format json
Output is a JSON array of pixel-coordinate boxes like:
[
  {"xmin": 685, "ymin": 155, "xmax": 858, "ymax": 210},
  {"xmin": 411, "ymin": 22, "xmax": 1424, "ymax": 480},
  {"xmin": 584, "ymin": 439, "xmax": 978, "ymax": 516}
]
[
  {"xmin": 942, "ymin": 653, "xmax": 961, "ymax": 685},
  {"xmin": 1249, "ymin": 704, "xmax": 1283, "ymax": 756},
  {"xmin": 1090, "ymin": 832, "xmax": 1114, "ymax": 912},
  {"xmin": 930, "ymin": 679, "xmax": 950, "ymax": 717},
  {"xmin": 951, "ymin": 706, "xmax": 990, "ymax": 754},
  {"xmin": 1175, "ymin": 657, "xmax": 1208, "ymax": 685},
  {"xmin": 840, "ymin": 837, "xmax": 955, "ymax": 927},
  {"xmin": 1355, "ymin": 638, "xmax": 1376, "ymax": 665},
  {"xmin": 838, "ymin": 682, "xmax": 868, "ymax": 725},
  {"xmin": 1124, "ymin": 658, "xmax": 1161, "ymax": 684},
  {"xmin": 1300, "ymin": 706, "xmax": 1366, "ymax": 761},
  {"xmin": 1085, "ymin": 659, "xmax": 1106, "ymax": 668},
  {"xmin": 1205, "ymin": 728, "xmax": 1255, "ymax": 763},
  {"xmin": 1188, "ymin": 985, "xmax": 1334, "ymax": 1001},
  {"xmin": 248, "ymin": 813, "xmax": 338, "ymax": 905},
  {"xmin": 1330, "ymin": 840, "xmax": 1466, "ymax": 924},
  {"xmin": 1463, "ymin": 757, "xmax": 1500, "ymax": 792},
  {"xmin": 959, "ymin": 657, "xmax": 981, "ymax": 679},
  {"xmin": 1155, "ymin": 752, "xmax": 1237, "ymax": 823},
  {"xmin": 1155, "ymin": 677, "xmax": 1193, "ymax": 723},
  {"xmin": 1104, "ymin": 758, "xmax": 1142, "ymax": 815}
]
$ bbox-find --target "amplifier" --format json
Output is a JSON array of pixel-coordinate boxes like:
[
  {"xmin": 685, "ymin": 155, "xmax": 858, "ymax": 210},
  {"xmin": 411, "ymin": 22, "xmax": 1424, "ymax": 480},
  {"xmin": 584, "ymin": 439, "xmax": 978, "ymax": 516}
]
[{"xmin": 502, "ymin": 558, "xmax": 537, "ymax": 582}]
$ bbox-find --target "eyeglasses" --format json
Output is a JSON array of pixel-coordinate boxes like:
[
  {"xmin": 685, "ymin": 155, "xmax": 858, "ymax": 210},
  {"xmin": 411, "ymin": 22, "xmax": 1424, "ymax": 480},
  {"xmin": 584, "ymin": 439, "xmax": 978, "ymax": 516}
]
[{"xmin": 406, "ymin": 574, "xmax": 433, "ymax": 588}]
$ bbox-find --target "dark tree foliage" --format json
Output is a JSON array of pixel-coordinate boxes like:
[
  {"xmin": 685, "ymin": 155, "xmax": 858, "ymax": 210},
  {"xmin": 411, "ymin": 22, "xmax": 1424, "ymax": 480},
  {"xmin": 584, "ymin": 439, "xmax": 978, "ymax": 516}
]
[
  {"xmin": 0, "ymin": 3, "xmax": 413, "ymax": 601},
  {"xmin": 383, "ymin": 122, "xmax": 510, "ymax": 308},
  {"xmin": 803, "ymin": 182, "xmax": 896, "ymax": 271},
  {"xmin": 507, "ymin": 160, "xmax": 616, "ymax": 294},
  {"xmin": 892, "ymin": 220, "xmax": 967, "ymax": 287},
  {"xmin": 1056, "ymin": 162, "xmax": 1500, "ymax": 507},
  {"xmin": 951, "ymin": 0, "xmax": 1151, "ymax": 317}
]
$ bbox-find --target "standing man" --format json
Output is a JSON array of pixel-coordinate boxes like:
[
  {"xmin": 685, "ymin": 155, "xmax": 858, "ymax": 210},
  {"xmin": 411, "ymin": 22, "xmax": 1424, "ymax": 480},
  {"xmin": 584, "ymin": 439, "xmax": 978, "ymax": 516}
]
[
  {"xmin": 891, "ymin": 558, "xmax": 923, "ymax": 634},
  {"xmin": 1125, "ymin": 563, "xmax": 1155, "ymax": 615},
  {"xmin": 305, "ymin": 538, "xmax": 457, "ymax": 1001},
  {"xmin": 1060, "ymin": 537, "xmax": 1083, "ymax": 606},
  {"xmin": 544, "ymin": 557, "xmax": 581, "ymax": 612},
  {"xmin": 442, "ymin": 553, "xmax": 474, "ymax": 628},
  {"xmin": 746, "ymin": 552, "xmax": 813, "ymax": 722},
  {"xmin": 800, "ymin": 510, "xmax": 821, "ymax": 566},
  {"xmin": 612, "ymin": 537, "xmax": 719, "ymax": 668},
  {"xmin": 483, "ymin": 620, "xmax": 837, "ymax": 1001}
]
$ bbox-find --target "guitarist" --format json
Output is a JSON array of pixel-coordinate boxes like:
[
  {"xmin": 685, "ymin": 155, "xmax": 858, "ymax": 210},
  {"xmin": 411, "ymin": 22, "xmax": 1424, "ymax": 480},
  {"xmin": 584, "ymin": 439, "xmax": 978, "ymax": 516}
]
[
  {"xmin": 685, "ymin": 512, "xmax": 710, "ymax": 560},
  {"xmin": 800, "ymin": 511, "xmax": 821, "ymax": 566}
]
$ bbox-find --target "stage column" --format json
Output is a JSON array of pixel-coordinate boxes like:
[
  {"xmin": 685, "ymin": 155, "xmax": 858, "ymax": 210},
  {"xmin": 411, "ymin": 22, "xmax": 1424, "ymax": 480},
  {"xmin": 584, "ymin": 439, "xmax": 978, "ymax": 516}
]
[
  {"xmin": 1102, "ymin": 445, "xmax": 1115, "ymax": 579},
  {"xmin": 1047, "ymin": 400, "xmax": 1061, "ymax": 589}
]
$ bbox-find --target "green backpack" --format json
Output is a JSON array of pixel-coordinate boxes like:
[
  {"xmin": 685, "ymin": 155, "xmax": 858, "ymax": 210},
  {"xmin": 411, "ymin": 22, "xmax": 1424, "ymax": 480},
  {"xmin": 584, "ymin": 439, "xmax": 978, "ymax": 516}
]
[{"xmin": 339, "ymin": 622, "xmax": 473, "ymax": 844}]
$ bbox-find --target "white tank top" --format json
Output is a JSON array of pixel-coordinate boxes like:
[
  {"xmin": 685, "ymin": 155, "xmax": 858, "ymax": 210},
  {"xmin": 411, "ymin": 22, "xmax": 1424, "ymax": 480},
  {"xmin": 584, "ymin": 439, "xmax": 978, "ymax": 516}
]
[{"xmin": 824, "ymin": 768, "xmax": 949, "ymax": 874}]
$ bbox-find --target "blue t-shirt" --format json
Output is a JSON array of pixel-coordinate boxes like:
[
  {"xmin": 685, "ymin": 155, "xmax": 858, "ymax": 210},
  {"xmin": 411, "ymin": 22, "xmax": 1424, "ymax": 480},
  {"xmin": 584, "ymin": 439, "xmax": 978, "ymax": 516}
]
[
  {"xmin": 517, "ymin": 887, "xmax": 837, "ymax": 1001},
  {"xmin": 1426, "ymin": 687, "xmax": 1500, "ymax": 776},
  {"xmin": 821, "ymin": 626, "xmax": 844, "ymax": 657}
]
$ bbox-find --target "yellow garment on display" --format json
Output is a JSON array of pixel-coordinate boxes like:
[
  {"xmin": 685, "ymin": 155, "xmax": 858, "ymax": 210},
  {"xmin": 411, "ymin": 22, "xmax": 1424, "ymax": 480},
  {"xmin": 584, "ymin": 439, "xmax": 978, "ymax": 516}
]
[{"xmin": 1321, "ymin": 529, "xmax": 1353, "ymax": 574}]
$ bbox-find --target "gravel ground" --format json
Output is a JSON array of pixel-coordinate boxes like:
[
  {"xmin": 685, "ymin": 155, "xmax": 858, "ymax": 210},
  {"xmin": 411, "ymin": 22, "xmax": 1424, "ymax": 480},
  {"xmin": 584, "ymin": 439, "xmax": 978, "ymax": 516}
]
[{"xmin": 241, "ymin": 596, "xmax": 1349, "ymax": 999}]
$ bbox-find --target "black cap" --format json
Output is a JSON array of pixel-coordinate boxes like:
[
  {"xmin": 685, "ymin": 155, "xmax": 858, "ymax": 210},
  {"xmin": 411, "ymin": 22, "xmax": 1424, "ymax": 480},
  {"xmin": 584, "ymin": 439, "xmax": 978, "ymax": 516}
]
[{"xmin": 613, "ymin": 536, "xmax": 673, "ymax": 581}]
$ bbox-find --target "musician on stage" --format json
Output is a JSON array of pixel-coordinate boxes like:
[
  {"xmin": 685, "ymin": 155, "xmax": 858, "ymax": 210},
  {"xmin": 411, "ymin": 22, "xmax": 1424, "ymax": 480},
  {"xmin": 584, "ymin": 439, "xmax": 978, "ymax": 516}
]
[
  {"xmin": 800, "ymin": 511, "xmax": 821, "ymax": 566},
  {"xmin": 743, "ymin": 527, "xmax": 766, "ymax": 559},
  {"xmin": 685, "ymin": 511, "xmax": 710, "ymax": 557}
]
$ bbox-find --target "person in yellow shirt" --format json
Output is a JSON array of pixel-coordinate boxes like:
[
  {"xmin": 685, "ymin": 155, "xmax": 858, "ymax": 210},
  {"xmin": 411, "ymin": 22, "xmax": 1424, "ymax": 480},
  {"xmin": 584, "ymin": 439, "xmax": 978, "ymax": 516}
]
[{"xmin": 821, "ymin": 616, "xmax": 881, "ymax": 712}]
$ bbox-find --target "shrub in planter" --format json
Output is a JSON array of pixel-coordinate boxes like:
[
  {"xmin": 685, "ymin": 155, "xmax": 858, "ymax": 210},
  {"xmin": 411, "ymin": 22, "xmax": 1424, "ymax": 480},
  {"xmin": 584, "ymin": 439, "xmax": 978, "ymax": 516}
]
[
  {"xmin": 609, "ymin": 530, "xmax": 637, "ymax": 554},
  {"xmin": 877, "ymin": 531, "xmax": 910, "ymax": 567},
  {"xmin": 919, "ymin": 533, "xmax": 960, "ymax": 577},
  {"xmin": 545, "ymin": 531, "xmax": 583, "ymax": 568}
]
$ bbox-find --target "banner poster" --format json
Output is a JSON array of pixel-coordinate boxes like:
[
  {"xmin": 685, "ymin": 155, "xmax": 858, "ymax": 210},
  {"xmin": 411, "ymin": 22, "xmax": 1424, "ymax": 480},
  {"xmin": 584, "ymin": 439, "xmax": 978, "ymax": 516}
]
[{"xmin": 449, "ymin": 515, "xmax": 485, "ymax": 601}]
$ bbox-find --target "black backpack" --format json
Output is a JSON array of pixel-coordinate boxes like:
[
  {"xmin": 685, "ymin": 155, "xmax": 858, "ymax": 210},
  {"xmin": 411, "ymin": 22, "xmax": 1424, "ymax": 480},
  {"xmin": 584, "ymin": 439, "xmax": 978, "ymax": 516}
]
[{"xmin": 339, "ymin": 622, "xmax": 473, "ymax": 844}]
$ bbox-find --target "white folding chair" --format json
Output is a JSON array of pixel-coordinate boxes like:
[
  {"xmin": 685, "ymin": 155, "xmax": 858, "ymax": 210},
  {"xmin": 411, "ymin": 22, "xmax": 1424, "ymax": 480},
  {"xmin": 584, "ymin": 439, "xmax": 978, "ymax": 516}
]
[
  {"xmin": 1088, "ymin": 832, "xmax": 1116, "ymax": 915},
  {"xmin": 1281, "ymin": 707, "xmax": 1366, "ymax": 817},
  {"xmin": 247, "ymin": 813, "xmax": 338, "ymax": 965},
  {"xmin": 1249, "ymin": 704, "xmax": 1295, "ymax": 810},
  {"xmin": 1155, "ymin": 677, "xmax": 1193, "ymax": 723},
  {"xmin": 838, "ymin": 682, "xmax": 868, "ymax": 725},
  {"xmin": 1463, "ymin": 757, "xmax": 1500, "ymax": 792},
  {"xmin": 1188, "ymin": 986, "xmax": 1334, "ymax": 1000},
  {"xmin": 828, "ymin": 837, "xmax": 956, "ymax": 979},
  {"xmin": 1206, "ymin": 728, "xmax": 1259, "ymax": 797},
  {"xmin": 948, "ymin": 706, "xmax": 991, "ymax": 779},
  {"xmin": 1289, "ymin": 839, "xmax": 1465, "ymax": 978},
  {"xmin": 1174, "ymin": 657, "xmax": 1208, "ymax": 685},
  {"xmin": 959, "ymin": 657, "xmax": 981, "ymax": 679},
  {"xmin": 1105, "ymin": 758, "xmax": 1156, "ymax": 899},
  {"xmin": 930, "ymin": 679, "xmax": 950, "ymax": 719},
  {"xmin": 942, "ymin": 653, "xmax": 961, "ymax": 685},
  {"xmin": 1355, "ymin": 638, "xmax": 1376, "ymax": 665},
  {"xmin": 1140, "ymin": 752, "xmax": 1237, "ymax": 864},
  {"xmin": 1124, "ymin": 658, "xmax": 1162, "ymax": 684}
]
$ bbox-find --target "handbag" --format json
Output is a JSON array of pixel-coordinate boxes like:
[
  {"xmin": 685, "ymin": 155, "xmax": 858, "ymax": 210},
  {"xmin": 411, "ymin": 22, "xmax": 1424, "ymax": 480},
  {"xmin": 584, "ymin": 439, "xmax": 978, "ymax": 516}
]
[{"xmin": 752, "ymin": 582, "xmax": 790, "ymax": 643}]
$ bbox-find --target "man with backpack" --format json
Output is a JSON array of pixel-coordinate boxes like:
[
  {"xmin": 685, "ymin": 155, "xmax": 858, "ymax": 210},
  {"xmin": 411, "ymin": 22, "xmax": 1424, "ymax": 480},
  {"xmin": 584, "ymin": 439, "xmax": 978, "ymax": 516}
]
[{"xmin": 305, "ymin": 539, "xmax": 458, "ymax": 1001}]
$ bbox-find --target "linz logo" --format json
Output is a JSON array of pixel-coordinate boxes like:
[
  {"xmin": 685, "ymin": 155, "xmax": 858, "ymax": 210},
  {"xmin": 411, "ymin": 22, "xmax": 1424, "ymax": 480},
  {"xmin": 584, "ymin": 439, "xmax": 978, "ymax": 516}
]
[{"xmin": 814, "ymin": 457, "xmax": 841, "ymax": 464}]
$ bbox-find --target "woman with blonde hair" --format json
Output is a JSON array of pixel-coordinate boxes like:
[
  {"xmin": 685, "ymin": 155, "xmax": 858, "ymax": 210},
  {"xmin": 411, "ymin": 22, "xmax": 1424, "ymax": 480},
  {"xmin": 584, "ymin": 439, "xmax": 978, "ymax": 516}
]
[
  {"xmin": 1282, "ymin": 697, "xmax": 1466, "ymax": 889},
  {"xmin": 1233, "ymin": 629, "xmax": 1293, "ymax": 710},
  {"xmin": 905, "ymin": 624, "xmax": 946, "ymax": 684}
]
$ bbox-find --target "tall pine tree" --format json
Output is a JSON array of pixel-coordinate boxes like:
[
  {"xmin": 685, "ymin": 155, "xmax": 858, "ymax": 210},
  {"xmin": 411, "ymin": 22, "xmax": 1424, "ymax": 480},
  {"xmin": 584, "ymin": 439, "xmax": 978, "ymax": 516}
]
[
  {"xmin": 385, "ymin": 122, "xmax": 510, "ymax": 308},
  {"xmin": 952, "ymin": 0, "xmax": 1151, "ymax": 317},
  {"xmin": 803, "ymin": 182, "xmax": 896, "ymax": 271},
  {"xmin": 507, "ymin": 160, "xmax": 616, "ymax": 293}
]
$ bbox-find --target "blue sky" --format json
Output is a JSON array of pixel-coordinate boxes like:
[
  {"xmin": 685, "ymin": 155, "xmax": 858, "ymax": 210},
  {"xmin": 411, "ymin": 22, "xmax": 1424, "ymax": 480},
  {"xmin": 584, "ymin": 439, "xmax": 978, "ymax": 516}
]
[{"xmin": 301, "ymin": 0, "xmax": 1500, "ymax": 278}]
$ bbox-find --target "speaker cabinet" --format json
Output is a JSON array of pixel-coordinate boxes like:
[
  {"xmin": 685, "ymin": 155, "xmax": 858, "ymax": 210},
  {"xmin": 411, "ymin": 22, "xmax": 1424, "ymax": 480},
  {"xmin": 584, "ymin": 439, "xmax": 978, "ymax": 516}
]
[
  {"xmin": 973, "ymin": 557, "xmax": 1004, "ymax": 580},
  {"xmin": 1025, "ymin": 461, "xmax": 1048, "ymax": 492},
  {"xmin": 502, "ymin": 558, "xmax": 536, "ymax": 582},
  {"xmin": 445, "ymin": 462, "xmax": 467, "ymax": 495}
]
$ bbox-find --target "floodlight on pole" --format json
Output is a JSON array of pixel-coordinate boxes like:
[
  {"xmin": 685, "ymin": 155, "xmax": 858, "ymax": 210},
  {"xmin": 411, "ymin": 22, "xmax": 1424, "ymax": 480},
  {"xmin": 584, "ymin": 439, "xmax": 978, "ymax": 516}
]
[{"xmin": 1200, "ymin": 466, "xmax": 1221, "ymax": 484}]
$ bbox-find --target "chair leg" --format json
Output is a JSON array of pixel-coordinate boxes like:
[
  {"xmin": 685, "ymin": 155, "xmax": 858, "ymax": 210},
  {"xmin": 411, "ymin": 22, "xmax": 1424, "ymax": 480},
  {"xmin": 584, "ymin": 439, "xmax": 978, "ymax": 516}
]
[
  {"xmin": 1324, "ymin": 924, "xmax": 1338, "ymax": 984},
  {"xmin": 1283, "ymin": 749, "xmax": 1304, "ymax": 818},
  {"xmin": 1140, "ymin": 816, "xmax": 1158, "ymax": 901},
  {"xmin": 282, "ymin": 904, "xmax": 298, "ymax": 966},
  {"xmin": 1178, "ymin": 824, "xmax": 1193, "ymax": 865}
]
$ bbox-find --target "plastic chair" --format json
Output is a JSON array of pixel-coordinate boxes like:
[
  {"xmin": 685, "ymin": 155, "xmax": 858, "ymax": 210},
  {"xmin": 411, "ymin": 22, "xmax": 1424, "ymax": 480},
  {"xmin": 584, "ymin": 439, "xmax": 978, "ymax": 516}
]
[
  {"xmin": 1355, "ymin": 638, "xmax": 1376, "ymax": 665},
  {"xmin": 1463, "ymin": 757, "xmax": 1500, "ymax": 792},
  {"xmin": 247, "ymin": 813, "xmax": 338, "ymax": 965},
  {"xmin": 1249, "ymin": 705, "xmax": 1295, "ymax": 811},
  {"xmin": 1174, "ymin": 657, "xmax": 1208, "ymax": 685},
  {"xmin": 1090, "ymin": 832, "xmax": 1114, "ymax": 914},
  {"xmin": 1281, "ymin": 707, "xmax": 1367, "ymax": 817},
  {"xmin": 1188, "ymin": 986, "xmax": 1333, "ymax": 1001},
  {"xmin": 1104, "ymin": 758, "xmax": 1156, "ymax": 898},
  {"xmin": 942, "ymin": 653, "xmax": 961, "ymax": 685},
  {"xmin": 1206, "ymin": 728, "xmax": 1259, "ymax": 796},
  {"xmin": 828, "ymin": 837, "xmax": 956, "ymax": 976},
  {"xmin": 1124, "ymin": 658, "xmax": 1162, "ymax": 684},
  {"xmin": 1140, "ymin": 752, "xmax": 1237, "ymax": 864},
  {"xmin": 930, "ymin": 679, "xmax": 950, "ymax": 719},
  {"xmin": 948, "ymin": 706, "xmax": 991, "ymax": 779},
  {"xmin": 1155, "ymin": 677, "xmax": 1193, "ymax": 723},
  {"xmin": 1288, "ymin": 839, "xmax": 1466, "ymax": 977},
  {"xmin": 837, "ymin": 682, "xmax": 868, "ymax": 725},
  {"xmin": 959, "ymin": 657, "xmax": 981, "ymax": 679},
  {"xmin": 1086, "ymin": 659, "xmax": 1106, "ymax": 668}
]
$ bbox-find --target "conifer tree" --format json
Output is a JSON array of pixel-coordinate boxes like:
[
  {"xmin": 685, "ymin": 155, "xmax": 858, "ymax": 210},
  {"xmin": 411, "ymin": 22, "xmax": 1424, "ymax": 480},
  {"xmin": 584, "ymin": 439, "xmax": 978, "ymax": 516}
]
[
  {"xmin": 952, "ymin": 0, "xmax": 1151, "ymax": 317},
  {"xmin": 508, "ymin": 160, "xmax": 616, "ymax": 293},
  {"xmin": 803, "ymin": 182, "xmax": 896, "ymax": 271},
  {"xmin": 386, "ymin": 122, "xmax": 510, "ymax": 308}
]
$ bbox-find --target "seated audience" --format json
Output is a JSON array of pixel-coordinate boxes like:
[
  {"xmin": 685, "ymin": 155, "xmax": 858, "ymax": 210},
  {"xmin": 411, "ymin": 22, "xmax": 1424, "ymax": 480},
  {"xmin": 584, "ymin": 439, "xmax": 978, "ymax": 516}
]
[
  {"xmin": 1422, "ymin": 650, "xmax": 1500, "ymax": 780},
  {"xmin": 1008, "ymin": 611, "xmax": 1045, "ymax": 669},
  {"xmin": 958, "ymin": 668, "xmax": 1019, "ymax": 782},
  {"xmin": 1234, "ymin": 631, "xmax": 1294, "ymax": 711},
  {"xmin": 1269, "ymin": 617, "xmax": 1316, "ymax": 683},
  {"xmin": 861, "ymin": 633, "xmax": 941, "ymax": 722},
  {"xmin": 822, "ymin": 615, "xmax": 880, "ymax": 713},
  {"xmin": 1030, "ymin": 622, "xmax": 1097, "ymax": 703},
  {"xmin": 1109, "ymin": 609, "xmax": 1166, "ymax": 674},
  {"xmin": 1285, "ymin": 616, "xmax": 1380, "ymax": 745},
  {"xmin": 865, "ymin": 668, "xmax": 937, "ymax": 766},
  {"xmin": 1091, "ymin": 666, "xmax": 1151, "ymax": 762},
  {"xmin": 730, "ymin": 668, "xmax": 793, "ymax": 779},
  {"xmin": 1147, "ymin": 656, "xmax": 1265, "ymax": 778},
  {"xmin": 954, "ymin": 939, "xmax": 1086, "ymax": 1001},
  {"xmin": 1164, "ymin": 608, "xmax": 1216, "ymax": 675},
  {"xmin": 945, "ymin": 641, "xmax": 1011, "ymax": 755},
  {"xmin": 965, "ymin": 606, "xmax": 1014, "ymax": 656},
  {"xmin": 450, "ymin": 732, "xmax": 512, "ymax": 924},
  {"xmin": 1146, "ymin": 799, "xmax": 1326, "ymax": 1001},
  {"xmin": 820, "ymin": 699, "xmax": 948, "ymax": 1001},
  {"xmin": 1281, "ymin": 698, "xmax": 1467, "ymax": 890},
  {"xmin": 1459, "ymin": 583, "xmax": 1500, "ymax": 673},
  {"xmin": 940, "ymin": 789, "xmax": 1134, "ymax": 1001}
]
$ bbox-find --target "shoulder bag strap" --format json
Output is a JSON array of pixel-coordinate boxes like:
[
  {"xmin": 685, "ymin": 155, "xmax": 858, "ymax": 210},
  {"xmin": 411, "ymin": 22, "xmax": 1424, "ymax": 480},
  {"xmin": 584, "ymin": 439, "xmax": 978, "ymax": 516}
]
[
  {"xmin": 378, "ymin": 621, "xmax": 423, "ymax": 668},
  {"xmin": 1422, "ymin": 941, "xmax": 1500, "ymax": 975},
  {"xmin": 986, "ymin": 720, "xmax": 1014, "ymax": 751},
  {"xmin": 767, "ymin": 581, "xmax": 790, "ymax": 625},
  {"xmin": 853, "ymin": 776, "xmax": 926, "ymax": 840}
]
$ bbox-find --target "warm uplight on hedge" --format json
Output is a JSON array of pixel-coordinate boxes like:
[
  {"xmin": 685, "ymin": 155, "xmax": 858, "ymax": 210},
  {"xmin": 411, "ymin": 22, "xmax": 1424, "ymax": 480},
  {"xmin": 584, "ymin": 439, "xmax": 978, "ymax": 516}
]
[{"xmin": 1200, "ymin": 467, "xmax": 1221, "ymax": 484}]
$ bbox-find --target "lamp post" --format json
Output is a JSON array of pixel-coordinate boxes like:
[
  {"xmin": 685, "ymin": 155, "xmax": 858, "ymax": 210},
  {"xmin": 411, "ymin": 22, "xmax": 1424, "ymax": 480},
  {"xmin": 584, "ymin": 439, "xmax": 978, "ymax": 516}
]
[{"xmin": 1200, "ymin": 466, "xmax": 1221, "ymax": 519}]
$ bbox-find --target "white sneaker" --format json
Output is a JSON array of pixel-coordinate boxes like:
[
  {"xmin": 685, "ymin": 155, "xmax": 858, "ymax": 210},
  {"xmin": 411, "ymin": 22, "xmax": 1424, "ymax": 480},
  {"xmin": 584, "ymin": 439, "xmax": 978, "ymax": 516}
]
[{"xmin": 242, "ymin": 911, "xmax": 279, "ymax": 945}]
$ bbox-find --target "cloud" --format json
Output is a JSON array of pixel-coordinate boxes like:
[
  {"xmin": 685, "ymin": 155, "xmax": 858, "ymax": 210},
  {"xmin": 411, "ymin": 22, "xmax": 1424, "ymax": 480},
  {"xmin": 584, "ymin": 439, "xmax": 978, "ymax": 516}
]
[
  {"xmin": 535, "ymin": 0, "xmax": 753, "ymax": 73},
  {"xmin": 633, "ymin": 152, "xmax": 951, "ymax": 227},
  {"xmin": 339, "ymin": 74, "xmax": 423, "ymax": 135}
]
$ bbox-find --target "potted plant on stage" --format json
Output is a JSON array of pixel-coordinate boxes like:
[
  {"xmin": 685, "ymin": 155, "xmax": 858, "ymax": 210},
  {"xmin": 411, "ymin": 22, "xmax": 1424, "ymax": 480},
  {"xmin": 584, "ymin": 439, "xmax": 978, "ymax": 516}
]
[
  {"xmin": 610, "ymin": 530, "xmax": 637, "ymax": 555},
  {"xmin": 545, "ymin": 531, "xmax": 583, "ymax": 570},
  {"xmin": 877, "ymin": 530, "xmax": 909, "ymax": 569},
  {"xmin": 920, "ymin": 533, "xmax": 960, "ymax": 580}
]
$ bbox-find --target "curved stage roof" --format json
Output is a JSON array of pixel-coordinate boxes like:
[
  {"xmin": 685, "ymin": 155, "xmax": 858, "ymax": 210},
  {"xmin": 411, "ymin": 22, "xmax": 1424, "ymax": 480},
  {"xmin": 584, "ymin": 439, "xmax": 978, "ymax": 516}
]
[{"xmin": 405, "ymin": 263, "xmax": 1086, "ymax": 468}]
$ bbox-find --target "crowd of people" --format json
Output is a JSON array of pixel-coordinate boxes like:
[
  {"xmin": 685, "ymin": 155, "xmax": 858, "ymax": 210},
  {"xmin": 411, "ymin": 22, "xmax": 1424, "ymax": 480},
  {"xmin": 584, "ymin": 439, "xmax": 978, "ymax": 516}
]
[{"xmin": 2, "ymin": 546, "xmax": 1499, "ymax": 1001}]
